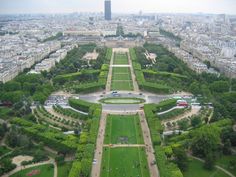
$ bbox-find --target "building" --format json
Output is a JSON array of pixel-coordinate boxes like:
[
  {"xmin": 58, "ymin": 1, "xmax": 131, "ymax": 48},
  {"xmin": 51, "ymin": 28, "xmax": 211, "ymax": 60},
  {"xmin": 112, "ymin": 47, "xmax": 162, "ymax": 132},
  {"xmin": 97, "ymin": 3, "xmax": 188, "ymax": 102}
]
[{"xmin": 104, "ymin": 0, "xmax": 111, "ymax": 21}]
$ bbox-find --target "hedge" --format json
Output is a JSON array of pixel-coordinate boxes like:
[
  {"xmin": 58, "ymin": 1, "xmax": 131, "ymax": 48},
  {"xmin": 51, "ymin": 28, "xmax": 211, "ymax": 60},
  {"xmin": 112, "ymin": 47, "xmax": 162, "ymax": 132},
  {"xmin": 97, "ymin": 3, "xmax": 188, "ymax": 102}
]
[
  {"xmin": 69, "ymin": 99, "xmax": 93, "ymax": 113},
  {"xmin": 10, "ymin": 118, "xmax": 78, "ymax": 153},
  {"xmin": 154, "ymin": 99, "xmax": 177, "ymax": 113},
  {"xmin": 53, "ymin": 70, "xmax": 100, "ymax": 85},
  {"xmin": 140, "ymin": 82, "xmax": 171, "ymax": 94},
  {"xmin": 143, "ymin": 70, "xmax": 188, "ymax": 80},
  {"xmin": 72, "ymin": 82, "xmax": 105, "ymax": 93},
  {"xmin": 144, "ymin": 103, "xmax": 183, "ymax": 177},
  {"xmin": 155, "ymin": 146, "xmax": 183, "ymax": 177},
  {"xmin": 68, "ymin": 102, "xmax": 102, "ymax": 177}
]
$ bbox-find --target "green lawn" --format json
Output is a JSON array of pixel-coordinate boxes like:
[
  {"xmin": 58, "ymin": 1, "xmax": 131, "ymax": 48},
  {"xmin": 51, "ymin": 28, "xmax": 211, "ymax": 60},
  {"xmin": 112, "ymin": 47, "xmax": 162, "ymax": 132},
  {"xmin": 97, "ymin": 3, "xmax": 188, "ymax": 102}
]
[
  {"xmin": 183, "ymin": 158, "xmax": 230, "ymax": 177},
  {"xmin": 113, "ymin": 53, "xmax": 129, "ymax": 65},
  {"xmin": 10, "ymin": 164, "xmax": 54, "ymax": 177},
  {"xmin": 58, "ymin": 162, "xmax": 72, "ymax": 177},
  {"xmin": 112, "ymin": 73, "xmax": 131, "ymax": 80},
  {"xmin": 112, "ymin": 67, "xmax": 130, "ymax": 73},
  {"xmin": 111, "ymin": 81, "xmax": 133, "ymax": 90},
  {"xmin": 100, "ymin": 97, "xmax": 145, "ymax": 104},
  {"xmin": 111, "ymin": 67, "xmax": 133, "ymax": 91},
  {"xmin": 216, "ymin": 155, "xmax": 236, "ymax": 176},
  {"xmin": 101, "ymin": 147, "xmax": 150, "ymax": 177},
  {"xmin": 104, "ymin": 115, "xmax": 143, "ymax": 144}
]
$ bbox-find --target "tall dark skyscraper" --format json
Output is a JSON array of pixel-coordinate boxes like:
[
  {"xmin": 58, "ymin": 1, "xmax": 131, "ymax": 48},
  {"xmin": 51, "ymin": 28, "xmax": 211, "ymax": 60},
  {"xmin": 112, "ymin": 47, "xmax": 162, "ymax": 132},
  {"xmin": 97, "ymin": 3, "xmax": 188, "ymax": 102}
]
[{"xmin": 104, "ymin": 0, "xmax": 111, "ymax": 21}]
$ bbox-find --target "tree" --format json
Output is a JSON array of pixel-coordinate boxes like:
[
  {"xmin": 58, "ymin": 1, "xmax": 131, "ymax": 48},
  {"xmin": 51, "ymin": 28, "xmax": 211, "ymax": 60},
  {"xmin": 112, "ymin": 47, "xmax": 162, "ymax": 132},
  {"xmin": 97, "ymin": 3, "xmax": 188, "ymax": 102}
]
[
  {"xmin": 177, "ymin": 120, "xmax": 188, "ymax": 131},
  {"xmin": 223, "ymin": 139, "xmax": 232, "ymax": 155},
  {"xmin": 0, "ymin": 123, "xmax": 8, "ymax": 138},
  {"xmin": 191, "ymin": 126, "xmax": 221, "ymax": 158},
  {"xmin": 204, "ymin": 152, "xmax": 215, "ymax": 170},
  {"xmin": 3, "ymin": 81, "xmax": 21, "ymax": 92},
  {"xmin": 173, "ymin": 147, "xmax": 188, "ymax": 172},
  {"xmin": 210, "ymin": 81, "xmax": 230, "ymax": 93},
  {"xmin": 189, "ymin": 82, "xmax": 200, "ymax": 95},
  {"xmin": 81, "ymin": 159, "xmax": 91, "ymax": 177},
  {"xmin": 191, "ymin": 116, "xmax": 201, "ymax": 127}
]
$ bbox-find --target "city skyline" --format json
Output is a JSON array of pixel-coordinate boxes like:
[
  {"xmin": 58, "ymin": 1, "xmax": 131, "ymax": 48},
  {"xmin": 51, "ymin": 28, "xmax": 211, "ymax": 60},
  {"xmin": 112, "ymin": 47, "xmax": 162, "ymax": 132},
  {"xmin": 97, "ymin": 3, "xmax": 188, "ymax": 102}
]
[{"xmin": 0, "ymin": 0, "xmax": 236, "ymax": 15}]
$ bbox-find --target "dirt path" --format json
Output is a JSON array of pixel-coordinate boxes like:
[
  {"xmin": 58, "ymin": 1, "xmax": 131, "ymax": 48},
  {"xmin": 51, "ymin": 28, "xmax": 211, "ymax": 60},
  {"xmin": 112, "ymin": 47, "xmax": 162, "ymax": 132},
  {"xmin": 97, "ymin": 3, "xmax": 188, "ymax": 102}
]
[
  {"xmin": 189, "ymin": 155, "xmax": 235, "ymax": 177},
  {"xmin": 162, "ymin": 106, "xmax": 201, "ymax": 127},
  {"xmin": 91, "ymin": 111, "xmax": 107, "ymax": 177},
  {"xmin": 2, "ymin": 157, "xmax": 56, "ymax": 177},
  {"xmin": 139, "ymin": 111, "xmax": 160, "ymax": 177}
]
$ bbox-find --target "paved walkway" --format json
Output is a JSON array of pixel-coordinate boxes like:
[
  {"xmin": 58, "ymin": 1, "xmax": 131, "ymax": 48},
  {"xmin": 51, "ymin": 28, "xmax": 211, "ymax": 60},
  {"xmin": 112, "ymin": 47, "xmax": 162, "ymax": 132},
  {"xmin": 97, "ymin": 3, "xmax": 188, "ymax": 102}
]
[
  {"xmin": 189, "ymin": 155, "xmax": 235, "ymax": 177},
  {"xmin": 2, "ymin": 157, "xmax": 57, "ymax": 177},
  {"xmin": 157, "ymin": 106, "xmax": 186, "ymax": 115},
  {"xmin": 91, "ymin": 111, "xmax": 107, "ymax": 177},
  {"xmin": 139, "ymin": 111, "xmax": 160, "ymax": 177}
]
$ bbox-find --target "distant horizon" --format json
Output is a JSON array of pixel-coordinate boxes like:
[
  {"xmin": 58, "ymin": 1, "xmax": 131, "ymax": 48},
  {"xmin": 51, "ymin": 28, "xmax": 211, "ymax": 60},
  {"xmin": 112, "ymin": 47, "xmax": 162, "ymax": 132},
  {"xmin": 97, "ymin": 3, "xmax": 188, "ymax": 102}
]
[
  {"xmin": 0, "ymin": 0, "xmax": 236, "ymax": 15},
  {"xmin": 0, "ymin": 12, "xmax": 236, "ymax": 16}
]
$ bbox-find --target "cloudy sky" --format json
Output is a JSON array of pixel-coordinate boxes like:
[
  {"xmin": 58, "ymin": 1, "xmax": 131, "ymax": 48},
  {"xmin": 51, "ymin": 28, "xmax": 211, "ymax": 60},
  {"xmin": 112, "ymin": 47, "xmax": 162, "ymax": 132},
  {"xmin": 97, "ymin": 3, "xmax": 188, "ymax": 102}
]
[{"xmin": 0, "ymin": 0, "xmax": 235, "ymax": 14}]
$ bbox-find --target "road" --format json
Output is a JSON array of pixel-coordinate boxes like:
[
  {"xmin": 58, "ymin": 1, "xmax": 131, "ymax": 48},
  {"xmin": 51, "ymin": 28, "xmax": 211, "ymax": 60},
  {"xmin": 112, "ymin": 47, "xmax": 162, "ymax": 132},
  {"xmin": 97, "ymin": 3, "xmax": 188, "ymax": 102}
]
[{"xmin": 78, "ymin": 91, "xmax": 186, "ymax": 105}]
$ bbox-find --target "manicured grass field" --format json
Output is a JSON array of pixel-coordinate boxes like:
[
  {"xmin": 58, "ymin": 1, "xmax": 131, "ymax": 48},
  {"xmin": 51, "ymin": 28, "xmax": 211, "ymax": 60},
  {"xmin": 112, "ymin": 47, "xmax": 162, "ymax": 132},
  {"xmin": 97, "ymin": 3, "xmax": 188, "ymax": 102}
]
[
  {"xmin": 113, "ymin": 53, "xmax": 129, "ymax": 65},
  {"xmin": 104, "ymin": 115, "xmax": 144, "ymax": 144},
  {"xmin": 58, "ymin": 162, "xmax": 72, "ymax": 177},
  {"xmin": 111, "ymin": 81, "xmax": 133, "ymax": 90},
  {"xmin": 183, "ymin": 158, "xmax": 230, "ymax": 177},
  {"xmin": 100, "ymin": 147, "xmax": 150, "ymax": 177},
  {"xmin": 99, "ymin": 97, "xmax": 145, "ymax": 104},
  {"xmin": 10, "ymin": 164, "xmax": 54, "ymax": 177},
  {"xmin": 111, "ymin": 67, "xmax": 133, "ymax": 91}
]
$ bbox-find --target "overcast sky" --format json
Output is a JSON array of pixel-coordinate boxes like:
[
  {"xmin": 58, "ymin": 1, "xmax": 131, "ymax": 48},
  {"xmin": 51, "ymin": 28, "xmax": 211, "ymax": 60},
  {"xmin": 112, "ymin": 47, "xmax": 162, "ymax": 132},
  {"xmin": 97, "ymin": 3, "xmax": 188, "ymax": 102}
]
[{"xmin": 0, "ymin": 0, "xmax": 235, "ymax": 14}]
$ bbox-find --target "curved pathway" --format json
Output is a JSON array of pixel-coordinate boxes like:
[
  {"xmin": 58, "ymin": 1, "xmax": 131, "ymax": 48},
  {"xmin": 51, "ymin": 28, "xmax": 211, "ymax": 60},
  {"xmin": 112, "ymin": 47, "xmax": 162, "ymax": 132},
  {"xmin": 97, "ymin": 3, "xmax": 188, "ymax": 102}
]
[
  {"xmin": 189, "ymin": 155, "xmax": 235, "ymax": 177},
  {"xmin": 2, "ymin": 157, "xmax": 57, "ymax": 177},
  {"xmin": 162, "ymin": 106, "xmax": 201, "ymax": 127},
  {"xmin": 157, "ymin": 106, "xmax": 186, "ymax": 115}
]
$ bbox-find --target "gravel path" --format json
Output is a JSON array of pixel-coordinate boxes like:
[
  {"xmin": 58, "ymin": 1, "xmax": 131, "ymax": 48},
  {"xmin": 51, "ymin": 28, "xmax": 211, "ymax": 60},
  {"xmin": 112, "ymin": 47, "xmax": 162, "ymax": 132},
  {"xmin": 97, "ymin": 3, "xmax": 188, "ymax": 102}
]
[
  {"xmin": 91, "ymin": 111, "xmax": 108, "ymax": 177},
  {"xmin": 139, "ymin": 111, "xmax": 160, "ymax": 177}
]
